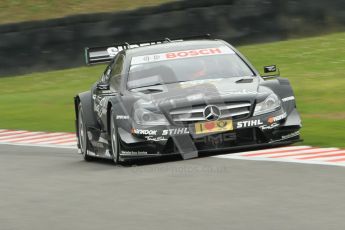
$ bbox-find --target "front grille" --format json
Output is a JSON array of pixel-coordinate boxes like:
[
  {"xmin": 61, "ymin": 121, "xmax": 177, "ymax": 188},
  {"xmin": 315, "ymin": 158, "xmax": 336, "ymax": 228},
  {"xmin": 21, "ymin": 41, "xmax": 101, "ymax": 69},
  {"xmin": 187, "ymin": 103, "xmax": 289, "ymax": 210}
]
[{"xmin": 169, "ymin": 102, "xmax": 251, "ymax": 124}]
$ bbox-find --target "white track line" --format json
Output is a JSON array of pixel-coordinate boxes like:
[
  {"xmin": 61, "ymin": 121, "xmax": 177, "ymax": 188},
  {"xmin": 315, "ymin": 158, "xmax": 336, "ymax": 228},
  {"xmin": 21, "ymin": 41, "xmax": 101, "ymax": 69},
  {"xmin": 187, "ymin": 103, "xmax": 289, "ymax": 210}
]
[
  {"xmin": 14, "ymin": 135, "xmax": 76, "ymax": 144},
  {"xmin": 262, "ymin": 148, "xmax": 339, "ymax": 159},
  {"xmin": 1, "ymin": 133, "xmax": 59, "ymax": 142},
  {"xmin": 0, "ymin": 131, "xmax": 33, "ymax": 140},
  {"xmin": 37, "ymin": 138, "xmax": 77, "ymax": 145},
  {"xmin": 0, "ymin": 142, "xmax": 77, "ymax": 149},
  {"xmin": 0, "ymin": 129, "xmax": 76, "ymax": 147},
  {"xmin": 0, "ymin": 132, "xmax": 68, "ymax": 142},
  {"xmin": 234, "ymin": 146, "xmax": 312, "ymax": 155},
  {"xmin": 296, "ymin": 150, "xmax": 345, "ymax": 160},
  {"xmin": 214, "ymin": 154, "xmax": 345, "ymax": 167},
  {"xmin": 215, "ymin": 146, "xmax": 345, "ymax": 167}
]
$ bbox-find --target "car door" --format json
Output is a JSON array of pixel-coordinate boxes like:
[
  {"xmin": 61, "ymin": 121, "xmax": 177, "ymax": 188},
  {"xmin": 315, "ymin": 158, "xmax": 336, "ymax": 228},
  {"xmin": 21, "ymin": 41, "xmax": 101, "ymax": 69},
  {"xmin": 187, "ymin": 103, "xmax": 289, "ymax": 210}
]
[{"xmin": 93, "ymin": 54, "xmax": 124, "ymax": 130}]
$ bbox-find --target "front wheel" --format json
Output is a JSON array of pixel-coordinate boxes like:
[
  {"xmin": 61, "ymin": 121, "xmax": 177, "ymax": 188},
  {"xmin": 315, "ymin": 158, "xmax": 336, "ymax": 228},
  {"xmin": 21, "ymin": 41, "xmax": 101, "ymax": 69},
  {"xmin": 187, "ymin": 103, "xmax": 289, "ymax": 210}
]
[
  {"xmin": 110, "ymin": 108, "xmax": 120, "ymax": 164},
  {"xmin": 78, "ymin": 104, "xmax": 93, "ymax": 161}
]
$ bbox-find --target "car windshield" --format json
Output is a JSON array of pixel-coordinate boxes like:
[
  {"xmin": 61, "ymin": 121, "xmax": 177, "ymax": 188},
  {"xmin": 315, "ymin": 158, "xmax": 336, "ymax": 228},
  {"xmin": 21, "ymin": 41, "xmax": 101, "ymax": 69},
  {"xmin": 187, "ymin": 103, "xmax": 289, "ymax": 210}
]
[{"xmin": 127, "ymin": 46, "xmax": 254, "ymax": 89}]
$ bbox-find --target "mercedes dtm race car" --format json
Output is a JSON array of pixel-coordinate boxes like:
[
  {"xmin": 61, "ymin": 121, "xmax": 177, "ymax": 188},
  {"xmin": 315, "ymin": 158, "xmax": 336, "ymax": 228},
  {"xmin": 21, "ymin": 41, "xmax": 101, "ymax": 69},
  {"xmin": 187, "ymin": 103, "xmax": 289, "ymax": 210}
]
[{"xmin": 74, "ymin": 35, "xmax": 302, "ymax": 163}]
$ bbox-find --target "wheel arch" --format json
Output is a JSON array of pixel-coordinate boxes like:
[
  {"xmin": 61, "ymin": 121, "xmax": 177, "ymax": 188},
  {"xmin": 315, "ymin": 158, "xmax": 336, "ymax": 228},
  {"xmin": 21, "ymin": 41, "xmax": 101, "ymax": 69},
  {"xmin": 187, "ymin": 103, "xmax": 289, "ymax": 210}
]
[
  {"xmin": 74, "ymin": 91, "xmax": 98, "ymax": 141},
  {"xmin": 261, "ymin": 77, "xmax": 296, "ymax": 100}
]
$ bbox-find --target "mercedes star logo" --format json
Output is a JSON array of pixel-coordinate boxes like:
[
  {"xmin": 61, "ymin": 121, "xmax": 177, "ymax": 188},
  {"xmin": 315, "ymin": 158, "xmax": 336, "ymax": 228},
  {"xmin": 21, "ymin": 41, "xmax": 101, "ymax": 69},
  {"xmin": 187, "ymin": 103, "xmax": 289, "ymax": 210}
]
[{"xmin": 203, "ymin": 105, "xmax": 221, "ymax": 121}]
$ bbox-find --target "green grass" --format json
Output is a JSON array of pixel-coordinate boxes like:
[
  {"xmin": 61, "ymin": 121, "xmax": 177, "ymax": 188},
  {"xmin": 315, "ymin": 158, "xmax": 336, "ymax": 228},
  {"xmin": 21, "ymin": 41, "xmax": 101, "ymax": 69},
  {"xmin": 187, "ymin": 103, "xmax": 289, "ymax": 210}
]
[
  {"xmin": 239, "ymin": 32, "xmax": 345, "ymax": 148},
  {"xmin": 0, "ymin": 0, "xmax": 176, "ymax": 24},
  {"xmin": 0, "ymin": 32, "xmax": 344, "ymax": 147}
]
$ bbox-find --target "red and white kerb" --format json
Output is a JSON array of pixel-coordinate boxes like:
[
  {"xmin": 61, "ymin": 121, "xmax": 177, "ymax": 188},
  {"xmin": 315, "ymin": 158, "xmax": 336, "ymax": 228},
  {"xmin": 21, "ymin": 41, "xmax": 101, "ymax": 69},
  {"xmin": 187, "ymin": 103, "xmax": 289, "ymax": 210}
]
[{"xmin": 131, "ymin": 46, "xmax": 235, "ymax": 65}]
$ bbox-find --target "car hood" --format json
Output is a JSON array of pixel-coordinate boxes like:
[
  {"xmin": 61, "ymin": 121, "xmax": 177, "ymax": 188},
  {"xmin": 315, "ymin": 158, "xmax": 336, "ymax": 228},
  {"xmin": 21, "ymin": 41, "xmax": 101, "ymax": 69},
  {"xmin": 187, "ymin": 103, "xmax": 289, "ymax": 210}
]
[{"xmin": 129, "ymin": 77, "xmax": 272, "ymax": 109}]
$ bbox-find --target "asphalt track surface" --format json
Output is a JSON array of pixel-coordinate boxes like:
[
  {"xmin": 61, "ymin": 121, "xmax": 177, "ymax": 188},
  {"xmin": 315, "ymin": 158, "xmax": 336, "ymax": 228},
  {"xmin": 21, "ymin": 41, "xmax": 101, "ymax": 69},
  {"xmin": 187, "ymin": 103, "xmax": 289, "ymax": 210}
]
[{"xmin": 1, "ymin": 144, "xmax": 345, "ymax": 230}]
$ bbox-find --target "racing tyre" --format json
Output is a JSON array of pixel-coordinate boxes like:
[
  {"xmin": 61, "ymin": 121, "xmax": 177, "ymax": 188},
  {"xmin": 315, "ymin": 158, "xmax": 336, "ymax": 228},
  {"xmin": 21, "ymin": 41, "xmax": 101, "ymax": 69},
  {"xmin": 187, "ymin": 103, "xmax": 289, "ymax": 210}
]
[
  {"xmin": 78, "ymin": 104, "xmax": 93, "ymax": 161},
  {"xmin": 110, "ymin": 108, "xmax": 120, "ymax": 164}
]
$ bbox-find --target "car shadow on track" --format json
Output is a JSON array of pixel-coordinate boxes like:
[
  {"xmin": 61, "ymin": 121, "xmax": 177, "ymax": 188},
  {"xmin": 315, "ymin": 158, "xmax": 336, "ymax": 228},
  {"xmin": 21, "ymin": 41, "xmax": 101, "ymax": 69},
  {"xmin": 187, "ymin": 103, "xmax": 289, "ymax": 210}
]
[{"xmin": 84, "ymin": 143, "xmax": 292, "ymax": 167}]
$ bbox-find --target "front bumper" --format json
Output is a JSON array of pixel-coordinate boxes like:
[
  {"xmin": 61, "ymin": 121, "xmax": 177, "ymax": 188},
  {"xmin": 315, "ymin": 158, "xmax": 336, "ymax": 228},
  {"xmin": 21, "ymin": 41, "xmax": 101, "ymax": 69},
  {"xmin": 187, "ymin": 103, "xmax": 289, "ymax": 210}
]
[{"xmin": 117, "ymin": 108, "xmax": 302, "ymax": 158}]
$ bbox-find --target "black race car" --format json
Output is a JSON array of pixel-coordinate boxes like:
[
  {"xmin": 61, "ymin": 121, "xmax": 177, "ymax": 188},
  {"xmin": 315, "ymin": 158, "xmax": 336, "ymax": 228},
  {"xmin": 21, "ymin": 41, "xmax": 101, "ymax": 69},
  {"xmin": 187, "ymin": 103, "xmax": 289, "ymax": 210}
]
[{"xmin": 74, "ymin": 35, "xmax": 302, "ymax": 163}]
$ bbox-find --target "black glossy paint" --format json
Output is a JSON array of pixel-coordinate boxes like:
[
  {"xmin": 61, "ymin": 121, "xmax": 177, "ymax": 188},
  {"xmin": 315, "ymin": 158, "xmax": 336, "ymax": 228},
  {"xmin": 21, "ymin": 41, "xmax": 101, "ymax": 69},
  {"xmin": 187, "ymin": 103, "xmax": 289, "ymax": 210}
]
[{"xmin": 75, "ymin": 39, "xmax": 302, "ymax": 161}]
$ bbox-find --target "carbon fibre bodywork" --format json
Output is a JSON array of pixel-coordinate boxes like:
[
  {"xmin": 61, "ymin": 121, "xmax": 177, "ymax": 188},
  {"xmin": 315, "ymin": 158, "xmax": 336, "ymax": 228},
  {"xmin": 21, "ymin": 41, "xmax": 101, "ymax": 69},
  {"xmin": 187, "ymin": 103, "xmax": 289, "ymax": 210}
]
[{"xmin": 74, "ymin": 38, "xmax": 302, "ymax": 162}]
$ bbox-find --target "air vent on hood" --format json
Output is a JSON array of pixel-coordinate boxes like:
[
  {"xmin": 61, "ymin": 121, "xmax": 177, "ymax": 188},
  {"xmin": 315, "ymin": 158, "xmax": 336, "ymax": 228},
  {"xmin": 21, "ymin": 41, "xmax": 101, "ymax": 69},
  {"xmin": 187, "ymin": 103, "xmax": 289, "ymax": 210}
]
[
  {"xmin": 135, "ymin": 88, "xmax": 163, "ymax": 94},
  {"xmin": 235, "ymin": 78, "xmax": 254, "ymax": 83}
]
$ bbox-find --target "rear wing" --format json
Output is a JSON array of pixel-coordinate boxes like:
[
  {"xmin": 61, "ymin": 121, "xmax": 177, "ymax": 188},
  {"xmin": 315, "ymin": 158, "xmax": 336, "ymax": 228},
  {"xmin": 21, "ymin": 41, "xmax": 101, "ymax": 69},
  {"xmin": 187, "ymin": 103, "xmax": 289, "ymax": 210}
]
[{"xmin": 84, "ymin": 34, "xmax": 211, "ymax": 65}]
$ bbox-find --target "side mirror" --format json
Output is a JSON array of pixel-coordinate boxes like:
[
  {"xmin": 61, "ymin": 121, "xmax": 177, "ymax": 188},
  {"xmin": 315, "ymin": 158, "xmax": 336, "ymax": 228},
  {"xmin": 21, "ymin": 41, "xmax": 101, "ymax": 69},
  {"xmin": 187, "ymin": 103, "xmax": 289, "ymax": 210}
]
[
  {"xmin": 96, "ymin": 82, "xmax": 110, "ymax": 90},
  {"xmin": 264, "ymin": 65, "xmax": 277, "ymax": 73},
  {"xmin": 262, "ymin": 65, "xmax": 280, "ymax": 79}
]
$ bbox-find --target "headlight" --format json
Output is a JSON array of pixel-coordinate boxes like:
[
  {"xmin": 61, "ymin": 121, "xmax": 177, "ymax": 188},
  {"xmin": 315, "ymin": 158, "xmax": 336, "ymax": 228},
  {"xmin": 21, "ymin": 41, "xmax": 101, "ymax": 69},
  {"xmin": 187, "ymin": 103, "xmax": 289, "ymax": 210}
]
[
  {"xmin": 133, "ymin": 108, "xmax": 169, "ymax": 125},
  {"xmin": 253, "ymin": 94, "xmax": 281, "ymax": 116}
]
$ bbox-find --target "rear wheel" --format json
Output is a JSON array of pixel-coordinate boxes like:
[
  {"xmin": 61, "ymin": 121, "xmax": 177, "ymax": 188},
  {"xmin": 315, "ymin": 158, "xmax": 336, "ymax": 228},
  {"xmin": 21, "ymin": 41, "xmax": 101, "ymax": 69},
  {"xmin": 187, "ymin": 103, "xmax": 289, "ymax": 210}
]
[
  {"xmin": 110, "ymin": 108, "xmax": 120, "ymax": 164},
  {"xmin": 78, "ymin": 104, "xmax": 93, "ymax": 161}
]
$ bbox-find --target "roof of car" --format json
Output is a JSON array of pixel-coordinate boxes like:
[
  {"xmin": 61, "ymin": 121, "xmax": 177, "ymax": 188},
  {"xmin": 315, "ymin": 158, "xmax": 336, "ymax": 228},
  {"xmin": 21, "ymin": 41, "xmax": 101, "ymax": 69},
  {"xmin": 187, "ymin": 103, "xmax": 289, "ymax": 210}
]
[{"xmin": 124, "ymin": 39, "xmax": 229, "ymax": 57}]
